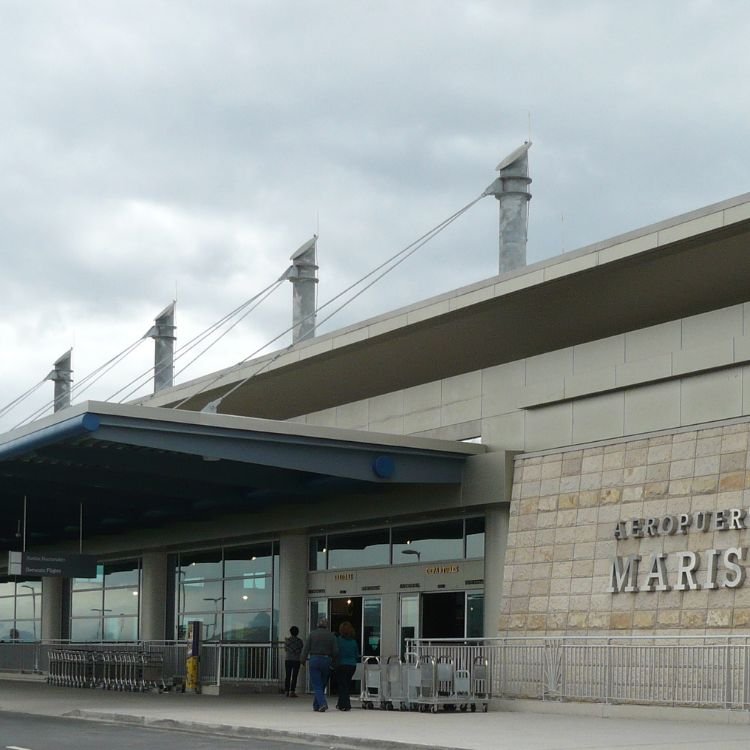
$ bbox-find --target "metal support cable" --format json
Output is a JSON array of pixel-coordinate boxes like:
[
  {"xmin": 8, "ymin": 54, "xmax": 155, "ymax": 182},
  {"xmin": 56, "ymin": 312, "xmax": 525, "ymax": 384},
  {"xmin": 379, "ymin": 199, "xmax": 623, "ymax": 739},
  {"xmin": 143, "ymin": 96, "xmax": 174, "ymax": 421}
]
[
  {"xmin": 71, "ymin": 336, "xmax": 148, "ymax": 398},
  {"xmin": 0, "ymin": 378, "xmax": 48, "ymax": 419},
  {"xmin": 171, "ymin": 278, "xmax": 284, "ymax": 383},
  {"xmin": 177, "ymin": 192, "xmax": 487, "ymax": 412},
  {"xmin": 117, "ymin": 278, "xmax": 285, "ymax": 403},
  {"xmin": 11, "ymin": 336, "xmax": 148, "ymax": 429},
  {"xmin": 111, "ymin": 277, "xmax": 286, "ymax": 403}
]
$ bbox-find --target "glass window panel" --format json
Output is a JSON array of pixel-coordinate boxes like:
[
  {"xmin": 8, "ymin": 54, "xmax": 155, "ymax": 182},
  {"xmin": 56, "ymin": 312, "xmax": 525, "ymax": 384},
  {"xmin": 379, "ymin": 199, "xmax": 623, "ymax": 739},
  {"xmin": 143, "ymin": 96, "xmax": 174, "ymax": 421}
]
[
  {"xmin": 399, "ymin": 594, "xmax": 419, "ymax": 656},
  {"xmin": 202, "ymin": 611, "xmax": 224, "ymax": 641},
  {"xmin": 0, "ymin": 582, "xmax": 15, "ymax": 597},
  {"xmin": 104, "ymin": 587, "xmax": 140, "ymax": 616},
  {"xmin": 466, "ymin": 593, "xmax": 484, "ymax": 638},
  {"xmin": 177, "ymin": 614, "xmax": 211, "ymax": 642},
  {"xmin": 13, "ymin": 620, "xmax": 39, "ymax": 641},
  {"xmin": 104, "ymin": 561, "xmax": 139, "ymax": 588},
  {"xmin": 327, "ymin": 529, "xmax": 390, "ymax": 569},
  {"xmin": 16, "ymin": 580, "xmax": 41, "ymax": 595},
  {"xmin": 363, "ymin": 598, "xmax": 381, "ymax": 657},
  {"xmin": 392, "ymin": 520, "xmax": 463, "ymax": 564},
  {"xmin": 224, "ymin": 544, "xmax": 273, "ymax": 578},
  {"xmin": 71, "ymin": 589, "xmax": 104, "ymax": 618},
  {"xmin": 70, "ymin": 618, "xmax": 102, "ymax": 642},
  {"xmin": 223, "ymin": 611, "xmax": 271, "ymax": 642},
  {"xmin": 179, "ymin": 578, "xmax": 223, "ymax": 613},
  {"xmin": 15, "ymin": 594, "xmax": 40, "ymax": 620},
  {"xmin": 224, "ymin": 577, "xmax": 271, "ymax": 611},
  {"xmin": 465, "ymin": 517, "xmax": 485, "ymax": 559},
  {"xmin": 0, "ymin": 598, "xmax": 14, "ymax": 620},
  {"xmin": 273, "ymin": 552, "xmax": 279, "ymax": 640},
  {"xmin": 179, "ymin": 549, "xmax": 222, "ymax": 582},
  {"xmin": 73, "ymin": 565, "xmax": 104, "ymax": 590},
  {"xmin": 309, "ymin": 536, "xmax": 326, "ymax": 571},
  {"xmin": 0, "ymin": 621, "xmax": 16, "ymax": 640},
  {"xmin": 103, "ymin": 615, "xmax": 138, "ymax": 642},
  {"xmin": 309, "ymin": 600, "xmax": 327, "ymax": 631},
  {"xmin": 271, "ymin": 608, "xmax": 279, "ymax": 643}
]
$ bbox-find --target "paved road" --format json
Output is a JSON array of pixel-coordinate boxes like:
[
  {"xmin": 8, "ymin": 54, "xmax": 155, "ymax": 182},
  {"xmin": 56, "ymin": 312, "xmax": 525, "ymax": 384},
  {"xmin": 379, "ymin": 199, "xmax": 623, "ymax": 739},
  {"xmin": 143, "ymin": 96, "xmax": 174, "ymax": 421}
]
[{"xmin": 0, "ymin": 712, "xmax": 337, "ymax": 750}]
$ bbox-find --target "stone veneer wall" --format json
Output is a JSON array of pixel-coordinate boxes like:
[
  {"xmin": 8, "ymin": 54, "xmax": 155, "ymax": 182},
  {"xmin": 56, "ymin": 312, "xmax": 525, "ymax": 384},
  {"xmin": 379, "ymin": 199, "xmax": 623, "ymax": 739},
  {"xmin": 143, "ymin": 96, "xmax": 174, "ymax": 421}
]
[{"xmin": 500, "ymin": 418, "xmax": 750, "ymax": 635}]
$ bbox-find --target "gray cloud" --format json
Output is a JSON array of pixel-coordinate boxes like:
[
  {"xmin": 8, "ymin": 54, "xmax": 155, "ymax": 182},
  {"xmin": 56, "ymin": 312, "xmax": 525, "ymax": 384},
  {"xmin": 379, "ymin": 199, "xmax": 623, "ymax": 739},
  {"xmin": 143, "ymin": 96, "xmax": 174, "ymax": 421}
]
[{"xmin": 2, "ymin": 0, "xmax": 750, "ymax": 428}]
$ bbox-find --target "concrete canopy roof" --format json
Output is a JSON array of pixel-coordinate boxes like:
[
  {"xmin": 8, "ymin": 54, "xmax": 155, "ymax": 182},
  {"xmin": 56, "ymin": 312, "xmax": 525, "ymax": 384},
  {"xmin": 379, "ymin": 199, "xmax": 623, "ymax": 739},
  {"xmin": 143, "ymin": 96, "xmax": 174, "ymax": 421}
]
[
  {"xmin": 142, "ymin": 193, "xmax": 750, "ymax": 421},
  {"xmin": 0, "ymin": 402, "xmax": 482, "ymax": 549}
]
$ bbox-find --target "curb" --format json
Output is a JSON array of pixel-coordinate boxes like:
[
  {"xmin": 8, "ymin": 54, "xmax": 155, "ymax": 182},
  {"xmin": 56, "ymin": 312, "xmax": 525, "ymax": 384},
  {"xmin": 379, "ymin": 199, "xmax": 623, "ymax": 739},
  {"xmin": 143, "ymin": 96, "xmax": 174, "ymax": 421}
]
[{"xmin": 64, "ymin": 709, "xmax": 463, "ymax": 750}]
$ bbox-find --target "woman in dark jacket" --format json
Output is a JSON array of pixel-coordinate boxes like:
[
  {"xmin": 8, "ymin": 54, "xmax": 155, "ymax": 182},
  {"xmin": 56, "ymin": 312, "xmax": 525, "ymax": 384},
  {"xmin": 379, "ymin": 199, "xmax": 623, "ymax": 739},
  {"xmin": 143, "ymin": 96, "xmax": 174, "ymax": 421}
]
[{"xmin": 335, "ymin": 620, "xmax": 360, "ymax": 711}]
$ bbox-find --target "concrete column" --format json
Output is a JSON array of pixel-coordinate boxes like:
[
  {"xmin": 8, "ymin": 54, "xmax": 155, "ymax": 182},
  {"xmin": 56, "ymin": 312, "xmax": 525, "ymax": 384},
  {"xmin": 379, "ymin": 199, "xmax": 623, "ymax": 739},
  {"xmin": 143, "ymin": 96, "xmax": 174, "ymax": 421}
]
[
  {"xmin": 41, "ymin": 577, "xmax": 63, "ymax": 641},
  {"xmin": 278, "ymin": 532, "xmax": 309, "ymax": 640},
  {"xmin": 140, "ymin": 551, "xmax": 168, "ymax": 641},
  {"xmin": 483, "ymin": 504, "xmax": 510, "ymax": 637}
]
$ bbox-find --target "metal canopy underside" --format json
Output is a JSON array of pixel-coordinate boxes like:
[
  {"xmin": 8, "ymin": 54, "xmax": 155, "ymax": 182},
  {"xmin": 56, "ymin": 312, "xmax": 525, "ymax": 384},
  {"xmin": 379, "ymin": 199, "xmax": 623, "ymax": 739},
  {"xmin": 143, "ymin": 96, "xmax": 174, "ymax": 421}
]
[{"xmin": 0, "ymin": 403, "xmax": 479, "ymax": 549}]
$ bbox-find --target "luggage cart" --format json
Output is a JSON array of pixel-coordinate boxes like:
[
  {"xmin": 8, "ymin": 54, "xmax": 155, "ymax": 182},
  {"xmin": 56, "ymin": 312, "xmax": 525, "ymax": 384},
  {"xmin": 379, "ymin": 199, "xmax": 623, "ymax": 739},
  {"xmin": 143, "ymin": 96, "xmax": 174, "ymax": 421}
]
[
  {"xmin": 351, "ymin": 661, "xmax": 364, "ymax": 707},
  {"xmin": 404, "ymin": 652, "xmax": 422, "ymax": 711},
  {"xmin": 469, "ymin": 656, "xmax": 491, "ymax": 713},
  {"xmin": 382, "ymin": 656, "xmax": 408, "ymax": 711},
  {"xmin": 90, "ymin": 651, "xmax": 104, "ymax": 688},
  {"xmin": 140, "ymin": 651, "xmax": 166, "ymax": 692},
  {"xmin": 454, "ymin": 668, "xmax": 472, "ymax": 711},
  {"xmin": 360, "ymin": 656, "xmax": 383, "ymax": 709},
  {"xmin": 73, "ymin": 649, "xmax": 91, "ymax": 688},
  {"xmin": 101, "ymin": 650, "xmax": 116, "ymax": 689},
  {"xmin": 46, "ymin": 647, "xmax": 165, "ymax": 693},
  {"xmin": 452, "ymin": 656, "xmax": 490, "ymax": 713},
  {"xmin": 413, "ymin": 656, "xmax": 459, "ymax": 713},
  {"xmin": 59, "ymin": 649, "xmax": 72, "ymax": 687},
  {"xmin": 114, "ymin": 651, "xmax": 132, "ymax": 690},
  {"xmin": 47, "ymin": 649, "xmax": 62, "ymax": 686}
]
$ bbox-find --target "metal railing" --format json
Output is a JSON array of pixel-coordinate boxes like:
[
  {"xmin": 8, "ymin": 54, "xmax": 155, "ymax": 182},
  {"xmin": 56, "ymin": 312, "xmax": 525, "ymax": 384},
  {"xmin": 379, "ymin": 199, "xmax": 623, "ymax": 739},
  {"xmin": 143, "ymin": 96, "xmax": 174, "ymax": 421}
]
[
  {"xmin": 0, "ymin": 640, "xmax": 282, "ymax": 689},
  {"xmin": 407, "ymin": 636, "xmax": 750, "ymax": 710},
  {"xmin": 209, "ymin": 642, "xmax": 281, "ymax": 685}
]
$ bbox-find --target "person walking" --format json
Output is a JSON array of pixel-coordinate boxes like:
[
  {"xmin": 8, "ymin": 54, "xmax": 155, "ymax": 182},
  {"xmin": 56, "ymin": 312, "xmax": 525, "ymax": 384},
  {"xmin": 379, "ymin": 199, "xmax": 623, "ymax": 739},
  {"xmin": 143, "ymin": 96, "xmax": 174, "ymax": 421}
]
[
  {"xmin": 283, "ymin": 625, "xmax": 304, "ymax": 697},
  {"xmin": 335, "ymin": 621, "xmax": 359, "ymax": 711},
  {"xmin": 300, "ymin": 617, "xmax": 338, "ymax": 712}
]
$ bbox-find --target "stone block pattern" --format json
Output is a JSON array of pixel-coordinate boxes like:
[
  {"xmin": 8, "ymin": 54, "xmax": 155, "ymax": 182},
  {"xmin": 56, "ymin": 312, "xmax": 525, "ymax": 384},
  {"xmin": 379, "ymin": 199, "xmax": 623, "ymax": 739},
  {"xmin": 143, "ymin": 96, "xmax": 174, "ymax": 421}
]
[{"xmin": 499, "ymin": 419, "xmax": 750, "ymax": 636}]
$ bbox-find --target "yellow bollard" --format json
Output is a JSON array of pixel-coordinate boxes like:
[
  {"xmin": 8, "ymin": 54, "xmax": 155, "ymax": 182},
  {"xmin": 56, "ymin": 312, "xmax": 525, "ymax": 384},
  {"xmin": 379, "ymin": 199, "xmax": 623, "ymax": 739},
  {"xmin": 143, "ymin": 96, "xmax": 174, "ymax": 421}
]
[
  {"xmin": 185, "ymin": 620, "xmax": 202, "ymax": 693},
  {"xmin": 185, "ymin": 654, "xmax": 200, "ymax": 693}
]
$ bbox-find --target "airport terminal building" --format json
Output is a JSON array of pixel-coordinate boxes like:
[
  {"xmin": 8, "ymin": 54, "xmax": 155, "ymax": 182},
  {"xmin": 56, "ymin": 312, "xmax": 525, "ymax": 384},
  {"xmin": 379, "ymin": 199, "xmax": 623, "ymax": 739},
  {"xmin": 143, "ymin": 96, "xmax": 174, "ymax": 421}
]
[{"xmin": 2, "ymin": 186, "xmax": 750, "ymax": 671}]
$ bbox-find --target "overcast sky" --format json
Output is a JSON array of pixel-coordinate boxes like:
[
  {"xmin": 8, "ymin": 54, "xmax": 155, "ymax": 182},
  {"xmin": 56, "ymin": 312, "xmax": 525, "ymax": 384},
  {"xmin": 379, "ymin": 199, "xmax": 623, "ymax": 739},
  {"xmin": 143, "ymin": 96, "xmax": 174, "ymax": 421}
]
[{"xmin": 1, "ymin": 0, "xmax": 749, "ymax": 431}]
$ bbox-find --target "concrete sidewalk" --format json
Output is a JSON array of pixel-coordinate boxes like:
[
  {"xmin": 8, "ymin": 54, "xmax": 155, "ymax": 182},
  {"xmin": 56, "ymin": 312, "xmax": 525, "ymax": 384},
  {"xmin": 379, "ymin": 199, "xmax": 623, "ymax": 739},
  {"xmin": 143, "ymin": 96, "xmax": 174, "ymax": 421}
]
[{"xmin": 2, "ymin": 679, "xmax": 750, "ymax": 749}]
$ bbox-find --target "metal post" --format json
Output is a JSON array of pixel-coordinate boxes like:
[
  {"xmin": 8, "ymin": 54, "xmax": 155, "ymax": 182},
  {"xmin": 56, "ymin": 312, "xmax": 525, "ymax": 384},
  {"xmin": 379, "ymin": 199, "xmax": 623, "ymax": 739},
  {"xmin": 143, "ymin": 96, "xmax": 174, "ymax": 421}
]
[
  {"xmin": 286, "ymin": 236, "xmax": 318, "ymax": 343},
  {"xmin": 46, "ymin": 349, "xmax": 73, "ymax": 412},
  {"xmin": 148, "ymin": 302, "xmax": 176, "ymax": 393},
  {"xmin": 216, "ymin": 643, "xmax": 222, "ymax": 688},
  {"xmin": 484, "ymin": 143, "xmax": 532, "ymax": 274},
  {"xmin": 605, "ymin": 637, "xmax": 611, "ymax": 704},
  {"xmin": 22, "ymin": 496, "xmax": 27, "ymax": 553}
]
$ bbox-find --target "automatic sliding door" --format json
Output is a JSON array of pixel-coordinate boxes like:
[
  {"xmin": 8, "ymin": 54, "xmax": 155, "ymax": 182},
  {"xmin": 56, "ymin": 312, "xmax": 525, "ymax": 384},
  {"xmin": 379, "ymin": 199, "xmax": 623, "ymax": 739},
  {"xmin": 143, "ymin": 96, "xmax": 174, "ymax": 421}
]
[
  {"xmin": 362, "ymin": 597, "xmax": 381, "ymax": 657},
  {"xmin": 399, "ymin": 593, "xmax": 419, "ymax": 657}
]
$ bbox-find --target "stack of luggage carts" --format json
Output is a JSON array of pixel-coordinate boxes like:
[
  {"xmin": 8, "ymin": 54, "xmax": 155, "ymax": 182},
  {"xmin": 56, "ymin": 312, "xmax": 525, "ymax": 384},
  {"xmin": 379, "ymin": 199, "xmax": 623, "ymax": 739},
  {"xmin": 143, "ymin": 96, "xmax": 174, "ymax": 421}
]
[
  {"xmin": 47, "ymin": 647, "xmax": 166, "ymax": 692},
  {"xmin": 358, "ymin": 653, "xmax": 490, "ymax": 713}
]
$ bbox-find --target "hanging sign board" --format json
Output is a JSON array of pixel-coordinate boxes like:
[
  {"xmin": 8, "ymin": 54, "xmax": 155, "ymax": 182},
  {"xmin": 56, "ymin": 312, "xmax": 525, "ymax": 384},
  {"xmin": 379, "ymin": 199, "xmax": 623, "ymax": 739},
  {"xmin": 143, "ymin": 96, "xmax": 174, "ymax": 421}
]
[{"xmin": 7, "ymin": 551, "xmax": 97, "ymax": 578}]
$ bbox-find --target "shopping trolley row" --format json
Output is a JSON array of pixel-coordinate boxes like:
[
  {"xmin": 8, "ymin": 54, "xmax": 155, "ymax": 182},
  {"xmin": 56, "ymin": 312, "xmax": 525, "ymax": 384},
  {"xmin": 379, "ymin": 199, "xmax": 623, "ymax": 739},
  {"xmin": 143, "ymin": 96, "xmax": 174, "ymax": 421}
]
[
  {"xmin": 359, "ymin": 654, "xmax": 490, "ymax": 713},
  {"xmin": 47, "ymin": 649, "xmax": 166, "ymax": 691}
]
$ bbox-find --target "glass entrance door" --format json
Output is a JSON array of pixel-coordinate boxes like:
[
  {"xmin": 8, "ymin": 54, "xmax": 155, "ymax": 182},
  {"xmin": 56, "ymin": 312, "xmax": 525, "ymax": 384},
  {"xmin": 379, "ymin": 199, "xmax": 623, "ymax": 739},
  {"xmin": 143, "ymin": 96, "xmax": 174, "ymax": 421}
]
[
  {"xmin": 329, "ymin": 596, "xmax": 362, "ymax": 637},
  {"xmin": 421, "ymin": 591, "xmax": 465, "ymax": 639},
  {"xmin": 400, "ymin": 591, "xmax": 485, "ymax": 653},
  {"xmin": 327, "ymin": 596, "xmax": 382, "ymax": 658},
  {"xmin": 310, "ymin": 596, "xmax": 380, "ymax": 696},
  {"xmin": 362, "ymin": 597, "xmax": 381, "ymax": 657},
  {"xmin": 399, "ymin": 593, "xmax": 419, "ymax": 657}
]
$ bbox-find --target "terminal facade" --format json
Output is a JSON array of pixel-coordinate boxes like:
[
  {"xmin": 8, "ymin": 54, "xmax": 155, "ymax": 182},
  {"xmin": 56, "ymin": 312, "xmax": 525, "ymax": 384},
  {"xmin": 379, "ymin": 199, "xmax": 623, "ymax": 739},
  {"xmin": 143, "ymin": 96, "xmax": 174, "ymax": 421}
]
[{"xmin": 2, "ymin": 190, "xmax": 750, "ymax": 658}]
